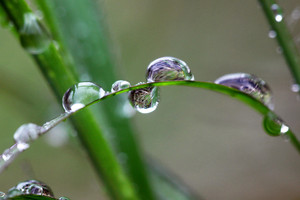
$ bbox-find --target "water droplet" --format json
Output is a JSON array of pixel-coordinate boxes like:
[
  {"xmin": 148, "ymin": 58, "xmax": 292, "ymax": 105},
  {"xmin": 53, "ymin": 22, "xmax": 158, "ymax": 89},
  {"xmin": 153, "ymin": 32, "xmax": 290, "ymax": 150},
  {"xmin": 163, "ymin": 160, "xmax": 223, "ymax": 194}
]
[
  {"xmin": 268, "ymin": 30, "xmax": 277, "ymax": 38},
  {"xmin": 291, "ymin": 7, "xmax": 300, "ymax": 21},
  {"xmin": 128, "ymin": 84, "xmax": 159, "ymax": 114},
  {"xmin": 63, "ymin": 82, "xmax": 106, "ymax": 113},
  {"xmin": 111, "ymin": 80, "xmax": 131, "ymax": 92},
  {"xmin": 214, "ymin": 73, "xmax": 273, "ymax": 109},
  {"xmin": 7, "ymin": 180, "xmax": 54, "ymax": 198},
  {"xmin": 0, "ymin": 192, "xmax": 6, "ymax": 200},
  {"xmin": 146, "ymin": 57, "xmax": 194, "ymax": 82},
  {"xmin": 59, "ymin": 197, "xmax": 71, "ymax": 200},
  {"xmin": 291, "ymin": 83, "xmax": 300, "ymax": 92},
  {"xmin": 271, "ymin": 4, "xmax": 283, "ymax": 22},
  {"xmin": 13, "ymin": 123, "xmax": 41, "ymax": 150},
  {"xmin": 263, "ymin": 113, "xmax": 289, "ymax": 138},
  {"xmin": 20, "ymin": 13, "xmax": 50, "ymax": 54}
]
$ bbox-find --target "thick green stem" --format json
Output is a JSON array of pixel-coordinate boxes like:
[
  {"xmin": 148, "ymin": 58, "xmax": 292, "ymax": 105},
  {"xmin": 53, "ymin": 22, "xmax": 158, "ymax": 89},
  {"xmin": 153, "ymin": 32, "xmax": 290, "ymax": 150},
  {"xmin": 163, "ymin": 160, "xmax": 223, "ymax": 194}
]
[
  {"xmin": 259, "ymin": 0, "xmax": 300, "ymax": 86},
  {"xmin": 0, "ymin": 0, "xmax": 138, "ymax": 199}
]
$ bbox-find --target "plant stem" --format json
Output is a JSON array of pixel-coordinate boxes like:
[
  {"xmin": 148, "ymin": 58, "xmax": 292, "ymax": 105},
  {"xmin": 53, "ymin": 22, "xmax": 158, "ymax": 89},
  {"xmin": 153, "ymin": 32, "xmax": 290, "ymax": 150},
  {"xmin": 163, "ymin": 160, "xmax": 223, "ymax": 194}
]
[
  {"xmin": 259, "ymin": 0, "xmax": 300, "ymax": 87},
  {"xmin": 0, "ymin": 1, "xmax": 138, "ymax": 199}
]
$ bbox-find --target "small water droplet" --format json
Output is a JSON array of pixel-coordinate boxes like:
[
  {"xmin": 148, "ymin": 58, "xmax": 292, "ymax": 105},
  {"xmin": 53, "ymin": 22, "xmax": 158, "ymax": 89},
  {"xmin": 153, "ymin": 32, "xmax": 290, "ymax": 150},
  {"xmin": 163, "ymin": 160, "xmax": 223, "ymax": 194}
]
[
  {"xmin": 20, "ymin": 13, "xmax": 50, "ymax": 54},
  {"xmin": 214, "ymin": 73, "xmax": 273, "ymax": 109},
  {"xmin": 7, "ymin": 180, "xmax": 54, "ymax": 198},
  {"xmin": 62, "ymin": 82, "xmax": 106, "ymax": 113},
  {"xmin": 13, "ymin": 123, "xmax": 41, "ymax": 149},
  {"xmin": 263, "ymin": 113, "xmax": 290, "ymax": 139},
  {"xmin": 291, "ymin": 7, "xmax": 300, "ymax": 21},
  {"xmin": 146, "ymin": 57, "xmax": 194, "ymax": 82},
  {"xmin": 59, "ymin": 197, "xmax": 71, "ymax": 200},
  {"xmin": 0, "ymin": 191, "xmax": 6, "ymax": 200},
  {"xmin": 268, "ymin": 30, "xmax": 277, "ymax": 38},
  {"xmin": 111, "ymin": 80, "xmax": 131, "ymax": 92},
  {"xmin": 271, "ymin": 4, "xmax": 283, "ymax": 22},
  {"xmin": 128, "ymin": 84, "xmax": 159, "ymax": 114},
  {"xmin": 291, "ymin": 83, "xmax": 300, "ymax": 92}
]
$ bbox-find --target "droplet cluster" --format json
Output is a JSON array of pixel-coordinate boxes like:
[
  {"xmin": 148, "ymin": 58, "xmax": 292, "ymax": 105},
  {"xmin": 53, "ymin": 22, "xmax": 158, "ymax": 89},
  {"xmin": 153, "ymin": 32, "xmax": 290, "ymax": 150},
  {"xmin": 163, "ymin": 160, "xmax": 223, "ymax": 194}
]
[{"xmin": 62, "ymin": 57, "xmax": 194, "ymax": 114}]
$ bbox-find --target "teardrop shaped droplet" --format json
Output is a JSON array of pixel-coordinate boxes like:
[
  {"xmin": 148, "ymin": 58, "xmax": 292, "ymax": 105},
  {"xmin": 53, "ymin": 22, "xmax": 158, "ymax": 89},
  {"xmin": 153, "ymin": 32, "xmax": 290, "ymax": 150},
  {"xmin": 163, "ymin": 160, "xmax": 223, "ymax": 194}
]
[
  {"xmin": 7, "ymin": 180, "xmax": 54, "ymax": 198},
  {"xmin": 214, "ymin": 73, "xmax": 273, "ymax": 109},
  {"xmin": 111, "ymin": 80, "xmax": 131, "ymax": 92},
  {"xmin": 263, "ymin": 113, "xmax": 289, "ymax": 138},
  {"xmin": 271, "ymin": 4, "xmax": 283, "ymax": 22},
  {"xmin": 128, "ymin": 84, "xmax": 159, "ymax": 114},
  {"xmin": 20, "ymin": 13, "xmax": 50, "ymax": 54},
  {"xmin": 146, "ymin": 57, "xmax": 194, "ymax": 82},
  {"xmin": 62, "ymin": 82, "xmax": 106, "ymax": 113}
]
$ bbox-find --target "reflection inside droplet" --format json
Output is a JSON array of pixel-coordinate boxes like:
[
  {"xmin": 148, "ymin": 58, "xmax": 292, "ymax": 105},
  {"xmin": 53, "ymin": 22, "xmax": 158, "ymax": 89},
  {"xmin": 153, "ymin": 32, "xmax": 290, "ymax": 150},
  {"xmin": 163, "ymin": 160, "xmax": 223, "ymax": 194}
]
[
  {"xmin": 128, "ymin": 84, "xmax": 159, "ymax": 114},
  {"xmin": 215, "ymin": 73, "xmax": 273, "ymax": 109},
  {"xmin": 62, "ymin": 82, "xmax": 106, "ymax": 113},
  {"xmin": 146, "ymin": 56, "xmax": 194, "ymax": 82}
]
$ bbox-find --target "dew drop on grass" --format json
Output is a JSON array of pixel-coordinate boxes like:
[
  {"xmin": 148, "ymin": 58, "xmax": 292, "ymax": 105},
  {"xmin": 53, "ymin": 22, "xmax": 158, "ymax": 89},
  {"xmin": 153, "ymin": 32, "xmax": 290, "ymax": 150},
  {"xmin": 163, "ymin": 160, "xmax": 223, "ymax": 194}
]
[
  {"xmin": 291, "ymin": 83, "xmax": 300, "ymax": 92},
  {"xmin": 7, "ymin": 180, "xmax": 54, "ymax": 198},
  {"xmin": 214, "ymin": 73, "xmax": 273, "ymax": 109},
  {"xmin": 0, "ymin": 192, "xmax": 6, "ymax": 200},
  {"xmin": 268, "ymin": 30, "xmax": 277, "ymax": 38},
  {"xmin": 111, "ymin": 80, "xmax": 131, "ymax": 92},
  {"xmin": 128, "ymin": 84, "xmax": 159, "ymax": 114},
  {"xmin": 13, "ymin": 123, "xmax": 41, "ymax": 151},
  {"xmin": 271, "ymin": 4, "xmax": 283, "ymax": 22},
  {"xmin": 263, "ymin": 113, "xmax": 290, "ymax": 140},
  {"xmin": 20, "ymin": 13, "xmax": 50, "ymax": 54},
  {"xmin": 59, "ymin": 197, "xmax": 71, "ymax": 200},
  {"xmin": 146, "ymin": 57, "xmax": 194, "ymax": 82},
  {"xmin": 63, "ymin": 82, "xmax": 106, "ymax": 113}
]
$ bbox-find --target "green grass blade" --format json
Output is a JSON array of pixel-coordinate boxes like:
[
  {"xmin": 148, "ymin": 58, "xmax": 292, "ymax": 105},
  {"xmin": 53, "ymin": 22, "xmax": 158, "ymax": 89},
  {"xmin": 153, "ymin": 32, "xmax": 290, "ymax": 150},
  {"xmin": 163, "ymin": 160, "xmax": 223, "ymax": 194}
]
[
  {"xmin": 259, "ymin": 0, "xmax": 300, "ymax": 88},
  {"xmin": 35, "ymin": 1, "xmax": 156, "ymax": 199},
  {"xmin": 0, "ymin": 1, "xmax": 138, "ymax": 199}
]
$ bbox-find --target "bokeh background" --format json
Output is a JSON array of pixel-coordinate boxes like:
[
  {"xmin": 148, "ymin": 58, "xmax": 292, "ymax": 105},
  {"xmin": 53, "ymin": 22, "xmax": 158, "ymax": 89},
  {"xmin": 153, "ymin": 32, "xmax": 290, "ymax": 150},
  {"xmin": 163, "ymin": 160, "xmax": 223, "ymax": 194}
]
[{"xmin": 1, "ymin": 0, "xmax": 300, "ymax": 199}]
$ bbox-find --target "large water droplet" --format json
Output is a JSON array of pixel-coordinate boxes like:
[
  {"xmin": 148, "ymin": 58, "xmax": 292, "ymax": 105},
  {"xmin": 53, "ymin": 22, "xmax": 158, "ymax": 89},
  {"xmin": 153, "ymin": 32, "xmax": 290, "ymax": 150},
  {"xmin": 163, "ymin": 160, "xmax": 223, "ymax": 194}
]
[
  {"xmin": 7, "ymin": 180, "xmax": 54, "ymax": 198},
  {"xmin": 111, "ymin": 80, "xmax": 131, "ymax": 92},
  {"xmin": 13, "ymin": 123, "xmax": 41, "ymax": 151},
  {"xmin": 146, "ymin": 57, "xmax": 194, "ymax": 82},
  {"xmin": 271, "ymin": 4, "xmax": 283, "ymax": 22},
  {"xmin": 128, "ymin": 84, "xmax": 159, "ymax": 114},
  {"xmin": 63, "ymin": 82, "xmax": 106, "ymax": 113},
  {"xmin": 214, "ymin": 73, "xmax": 273, "ymax": 109},
  {"xmin": 20, "ymin": 13, "xmax": 50, "ymax": 54},
  {"xmin": 263, "ymin": 113, "xmax": 289, "ymax": 139}
]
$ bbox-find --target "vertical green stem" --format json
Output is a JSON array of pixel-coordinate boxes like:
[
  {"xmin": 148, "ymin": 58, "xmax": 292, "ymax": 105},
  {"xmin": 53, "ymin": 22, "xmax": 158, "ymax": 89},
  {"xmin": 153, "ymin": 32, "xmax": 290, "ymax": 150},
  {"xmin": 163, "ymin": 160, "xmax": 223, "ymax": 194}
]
[
  {"xmin": 0, "ymin": 0, "xmax": 138, "ymax": 199},
  {"xmin": 259, "ymin": 0, "xmax": 300, "ymax": 86}
]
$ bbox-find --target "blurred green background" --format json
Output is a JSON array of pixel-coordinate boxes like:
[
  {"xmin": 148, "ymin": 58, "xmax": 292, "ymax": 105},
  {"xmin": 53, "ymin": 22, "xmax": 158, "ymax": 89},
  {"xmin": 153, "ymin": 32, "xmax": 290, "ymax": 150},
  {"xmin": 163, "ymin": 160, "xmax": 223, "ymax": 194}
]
[{"xmin": 1, "ymin": 0, "xmax": 300, "ymax": 199}]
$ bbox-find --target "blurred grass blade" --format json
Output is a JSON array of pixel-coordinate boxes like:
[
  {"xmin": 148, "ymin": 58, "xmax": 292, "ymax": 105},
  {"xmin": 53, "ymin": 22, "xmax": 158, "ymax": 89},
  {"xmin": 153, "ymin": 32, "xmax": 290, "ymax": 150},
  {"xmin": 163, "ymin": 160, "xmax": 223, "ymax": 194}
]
[{"xmin": 259, "ymin": 0, "xmax": 300, "ymax": 88}]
